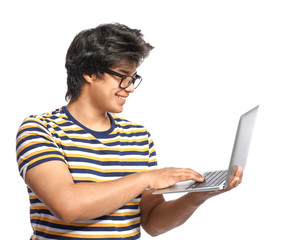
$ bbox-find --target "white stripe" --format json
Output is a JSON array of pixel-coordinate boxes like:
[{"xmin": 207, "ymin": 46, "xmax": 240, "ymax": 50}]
[
  {"xmin": 54, "ymin": 134, "xmax": 148, "ymax": 145},
  {"xmin": 69, "ymin": 162, "xmax": 149, "ymax": 169},
  {"xmin": 70, "ymin": 173, "xmax": 141, "ymax": 182},
  {"xmin": 17, "ymin": 145, "xmax": 63, "ymax": 163},
  {"xmin": 30, "ymin": 213, "xmax": 141, "ymax": 227},
  {"xmin": 17, "ymin": 111, "xmax": 153, "ymax": 239},
  {"xmin": 30, "ymin": 212, "xmax": 141, "ymax": 225},
  {"xmin": 32, "ymin": 222, "xmax": 140, "ymax": 236},
  {"xmin": 17, "ymin": 136, "xmax": 57, "ymax": 154}
]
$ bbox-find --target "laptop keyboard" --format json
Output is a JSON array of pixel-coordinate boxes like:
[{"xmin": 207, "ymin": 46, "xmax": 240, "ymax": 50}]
[{"xmin": 186, "ymin": 170, "xmax": 228, "ymax": 189}]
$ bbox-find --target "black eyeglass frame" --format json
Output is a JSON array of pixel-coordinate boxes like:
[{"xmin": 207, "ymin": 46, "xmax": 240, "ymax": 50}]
[{"xmin": 105, "ymin": 69, "xmax": 142, "ymax": 89}]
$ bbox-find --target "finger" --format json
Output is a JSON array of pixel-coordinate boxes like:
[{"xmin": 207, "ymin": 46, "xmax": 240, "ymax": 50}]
[
  {"xmin": 226, "ymin": 176, "xmax": 241, "ymax": 190},
  {"xmin": 161, "ymin": 167, "xmax": 205, "ymax": 186},
  {"xmin": 235, "ymin": 166, "xmax": 243, "ymax": 180},
  {"xmin": 234, "ymin": 167, "xmax": 243, "ymax": 185},
  {"xmin": 176, "ymin": 168, "xmax": 205, "ymax": 182}
]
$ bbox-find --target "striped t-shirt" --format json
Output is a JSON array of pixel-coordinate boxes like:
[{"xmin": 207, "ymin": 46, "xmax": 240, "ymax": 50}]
[{"xmin": 16, "ymin": 106, "xmax": 157, "ymax": 240}]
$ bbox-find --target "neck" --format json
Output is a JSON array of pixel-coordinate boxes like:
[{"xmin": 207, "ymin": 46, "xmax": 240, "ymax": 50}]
[{"xmin": 66, "ymin": 98, "xmax": 111, "ymax": 132}]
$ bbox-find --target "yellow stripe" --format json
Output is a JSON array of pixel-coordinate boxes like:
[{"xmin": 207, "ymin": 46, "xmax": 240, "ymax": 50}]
[
  {"xmin": 29, "ymin": 195, "xmax": 38, "ymax": 200},
  {"xmin": 39, "ymin": 128, "xmax": 147, "ymax": 140},
  {"xmin": 100, "ymin": 136, "xmax": 148, "ymax": 144},
  {"xmin": 50, "ymin": 141, "xmax": 149, "ymax": 153},
  {"xmin": 21, "ymin": 118, "xmax": 48, "ymax": 128},
  {"xmin": 18, "ymin": 148, "xmax": 64, "ymax": 166},
  {"xmin": 31, "ymin": 236, "xmax": 40, "ymax": 240},
  {"xmin": 110, "ymin": 128, "xmax": 146, "ymax": 135},
  {"xmin": 17, "ymin": 126, "xmax": 33, "ymax": 145},
  {"xmin": 67, "ymin": 154, "xmax": 149, "ymax": 163},
  {"xmin": 33, "ymin": 226, "xmax": 140, "ymax": 239},
  {"xmin": 26, "ymin": 154, "xmax": 65, "ymax": 168},
  {"xmin": 30, "ymin": 206, "xmax": 49, "ymax": 210},
  {"xmin": 48, "ymin": 119, "xmax": 69, "ymax": 125},
  {"xmin": 17, "ymin": 124, "xmax": 48, "ymax": 145},
  {"xmin": 149, "ymin": 158, "xmax": 157, "ymax": 163},
  {"xmin": 56, "ymin": 126, "xmax": 84, "ymax": 132},
  {"xmin": 125, "ymin": 201, "xmax": 140, "ymax": 206},
  {"xmin": 108, "ymin": 210, "xmax": 140, "ymax": 217},
  {"xmin": 17, "ymin": 139, "xmax": 54, "ymax": 157},
  {"xmin": 149, "ymin": 148, "xmax": 156, "ymax": 156},
  {"xmin": 114, "ymin": 122, "xmax": 141, "ymax": 127},
  {"xmin": 69, "ymin": 165, "xmax": 148, "ymax": 173},
  {"xmin": 31, "ymin": 216, "xmax": 140, "ymax": 228},
  {"xmin": 67, "ymin": 135, "xmax": 148, "ymax": 144},
  {"xmin": 72, "ymin": 176, "xmax": 105, "ymax": 182}
]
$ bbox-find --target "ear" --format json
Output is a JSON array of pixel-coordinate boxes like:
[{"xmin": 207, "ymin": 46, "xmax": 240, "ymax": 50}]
[{"xmin": 82, "ymin": 73, "xmax": 97, "ymax": 84}]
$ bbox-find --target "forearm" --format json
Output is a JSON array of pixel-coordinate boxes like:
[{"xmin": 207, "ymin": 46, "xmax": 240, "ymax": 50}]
[
  {"xmin": 32, "ymin": 170, "xmax": 149, "ymax": 223},
  {"xmin": 143, "ymin": 192, "xmax": 206, "ymax": 236},
  {"xmin": 67, "ymin": 172, "xmax": 148, "ymax": 221},
  {"xmin": 26, "ymin": 161, "xmax": 204, "ymax": 223}
]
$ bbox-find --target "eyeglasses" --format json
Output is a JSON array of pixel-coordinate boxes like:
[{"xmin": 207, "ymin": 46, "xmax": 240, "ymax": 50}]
[{"xmin": 105, "ymin": 69, "xmax": 142, "ymax": 89}]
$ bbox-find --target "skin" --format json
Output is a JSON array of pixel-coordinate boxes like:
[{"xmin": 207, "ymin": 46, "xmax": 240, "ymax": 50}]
[{"xmin": 25, "ymin": 65, "xmax": 243, "ymax": 236}]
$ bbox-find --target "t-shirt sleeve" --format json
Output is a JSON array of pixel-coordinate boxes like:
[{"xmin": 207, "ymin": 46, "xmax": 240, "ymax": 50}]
[
  {"xmin": 16, "ymin": 117, "xmax": 67, "ymax": 181},
  {"xmin": 147, "ymin": 131, "xmax": 158, "ymax": 170}
]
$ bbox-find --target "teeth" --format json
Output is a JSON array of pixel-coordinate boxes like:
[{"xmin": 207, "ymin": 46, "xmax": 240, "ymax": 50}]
[{"xmin": 116, "ymin": 95, "xmax": 126, "ymax": 100}]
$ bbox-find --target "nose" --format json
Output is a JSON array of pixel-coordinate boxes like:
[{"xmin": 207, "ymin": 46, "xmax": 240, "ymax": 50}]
[{"xmin": 125, "ymin": 82, "xmax": 135, "ymax": 93}]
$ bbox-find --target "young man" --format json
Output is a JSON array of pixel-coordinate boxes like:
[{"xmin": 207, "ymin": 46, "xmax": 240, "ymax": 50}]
[{"xmin": 16, "ymin": 23, "xmax": 243, "ymax": 240}]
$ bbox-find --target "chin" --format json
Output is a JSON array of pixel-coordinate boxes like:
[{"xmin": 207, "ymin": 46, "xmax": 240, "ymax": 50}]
[{"xmin": 109, "ymin": 106, "xmax": 124, "ymax": 114}]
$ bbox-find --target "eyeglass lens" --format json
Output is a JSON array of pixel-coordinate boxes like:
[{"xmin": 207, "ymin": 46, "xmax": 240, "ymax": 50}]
[{"xmin": 120, "ymin": 76, "xmax": 142, "ymax": 89}]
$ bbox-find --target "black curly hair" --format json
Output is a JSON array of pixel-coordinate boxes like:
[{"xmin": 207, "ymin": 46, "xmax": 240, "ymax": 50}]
[{"xmin": 65, "ymin": 23, "xmax": 154, "ymax": 101}]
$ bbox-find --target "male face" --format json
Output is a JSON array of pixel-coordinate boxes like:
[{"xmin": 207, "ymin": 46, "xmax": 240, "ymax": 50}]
[{"xmin": 83, "ymin": 65, "xmax": 137, "ymax": 114}]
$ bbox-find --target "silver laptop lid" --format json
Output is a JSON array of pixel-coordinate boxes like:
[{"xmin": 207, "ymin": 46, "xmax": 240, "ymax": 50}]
[{"xmin": 224, "ymin": 105, "xmax": 259, "ymax": 188}]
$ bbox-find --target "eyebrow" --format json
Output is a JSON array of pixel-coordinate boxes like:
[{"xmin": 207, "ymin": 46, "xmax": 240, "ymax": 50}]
[
  {"xmin": 118, "ymin": 69, "xmax": 131, "ymax": 74},
  {"xmin": 119, "ymin": 69, "xmax": 137, "ymax": 76}
]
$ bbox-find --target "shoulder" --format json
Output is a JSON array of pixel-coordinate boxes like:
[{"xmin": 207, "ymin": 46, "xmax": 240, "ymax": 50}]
[
  {"xmin": 17, "ymin": 107, "xmax": 67, "ymax": 136},
  {"xmin": 111, "ymin": 115, "xmax": 156, "ymax": 152},
  {"xmin": 20, "ymin": 107, "xmax": 66, "ymax": 125},
  {"xmin": 112, "ymin": 114, "xmax": 148, "ymax": 131},
  {"xmin": 111, "ymin": 114, "xmax": 154, "ymax": 140}
]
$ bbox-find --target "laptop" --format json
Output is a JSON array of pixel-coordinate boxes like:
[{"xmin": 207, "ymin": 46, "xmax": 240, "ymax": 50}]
[{"xmin": 153, "ymin": 105, "xmax": 259, "ymax": 195}]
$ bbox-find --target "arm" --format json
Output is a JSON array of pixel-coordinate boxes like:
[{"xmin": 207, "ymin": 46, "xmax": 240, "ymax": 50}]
[
  {"xmin": 140, "ymin": 167, "xmax": 243, "ymax": 236},
  {"xmin": 19, "ymin": 117, "xmax": 204, "ymax": 223},
  {"xmin": 25, "ymin": 161, "xmax": 204, "ymax": 222},
  {"xmin": 26, "ymin": 160, "xmax": 147, "ymax": 222}
]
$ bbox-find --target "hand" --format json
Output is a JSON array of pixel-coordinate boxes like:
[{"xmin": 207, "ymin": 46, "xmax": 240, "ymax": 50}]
[
  {"xmin": 145, "ymin": 167, "xmax": 205, "ymax": 190},
  {"xmin": 189, "ymin": 166, "xmax": 244, "ymax": 203},
  {"xmin": 224, "ymin": 166, "xmax": 243, "ymax": 191}
]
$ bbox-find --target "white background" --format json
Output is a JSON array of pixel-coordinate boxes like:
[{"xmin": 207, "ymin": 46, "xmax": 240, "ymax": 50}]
[{"xmin": 1, "ymin": 0, "xmax": 284, "ymax": 239}]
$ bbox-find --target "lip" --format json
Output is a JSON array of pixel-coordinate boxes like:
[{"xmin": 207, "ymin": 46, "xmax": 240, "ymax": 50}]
[{"xmin": 115, "ymin": 93, "xmax": 128, "ymax": 104}]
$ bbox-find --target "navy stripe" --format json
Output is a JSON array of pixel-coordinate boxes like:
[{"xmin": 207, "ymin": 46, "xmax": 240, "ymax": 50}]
[
  {"xmin": 103, "ymin": 140, "xmax": 149, "ymax": 147},
  {"xmin": 149, "ymin": 161, "xmax": 157, "ymax": 167},
  {"xmin": 62, "ymin": 145, "xmax": 149, "ymax": 156},
  {"xmin": 18, "ymin": 150, "xmax": 63, "ymax": 172},
  {"xmin": 31, "ymin": 219, "xmax": 140, "ymax": 232},
  {"xmin": 66, "ymin": 157, "xmax": 149, "ymax": 167},
  {"xmin": 17, "ymin": 126, "xmax": 48, "ymax": 139},
  {"xmin": 70, "ymin": 169, "xmax": 139, "ymax": 177},
  {"xmin": 26, "ymin": 158, "xmax": 66, "ymax": 176},
  {"xmin": 17, "ymin": 134, "xmax": 52, "ymax": 149},
  {"xmin": 150, "ymin": 151, "xmax": 156, "ymax": 158},
  {"xmin": 34, "ymin": 230, "xmax": 140, "ymax": 240},
  {"xmin": 17, "ymin": 107, "xmax": 157, "ymax": 239},
  {"xmin": 18, "ymin": 141, "xmax": 58, "ymax": 155},
  {"xmin": 30, "ymin": 208, "xmax": 141, "ymax": 221}
]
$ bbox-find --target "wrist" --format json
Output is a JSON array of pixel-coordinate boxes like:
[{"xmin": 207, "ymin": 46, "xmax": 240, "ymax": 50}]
[
  {"xmin": 186, "ymin": 192, "xmax": 207, "ymax": 208},
  {"xmin": 135, "ymin": 171, "xmax": 151, "ymax": 190}
]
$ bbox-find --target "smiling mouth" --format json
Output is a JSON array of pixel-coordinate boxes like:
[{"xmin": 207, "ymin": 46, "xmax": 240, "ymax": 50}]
[{"xmin": 115, "ymin": 94, "xmax": 127, "ymax": 100}]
